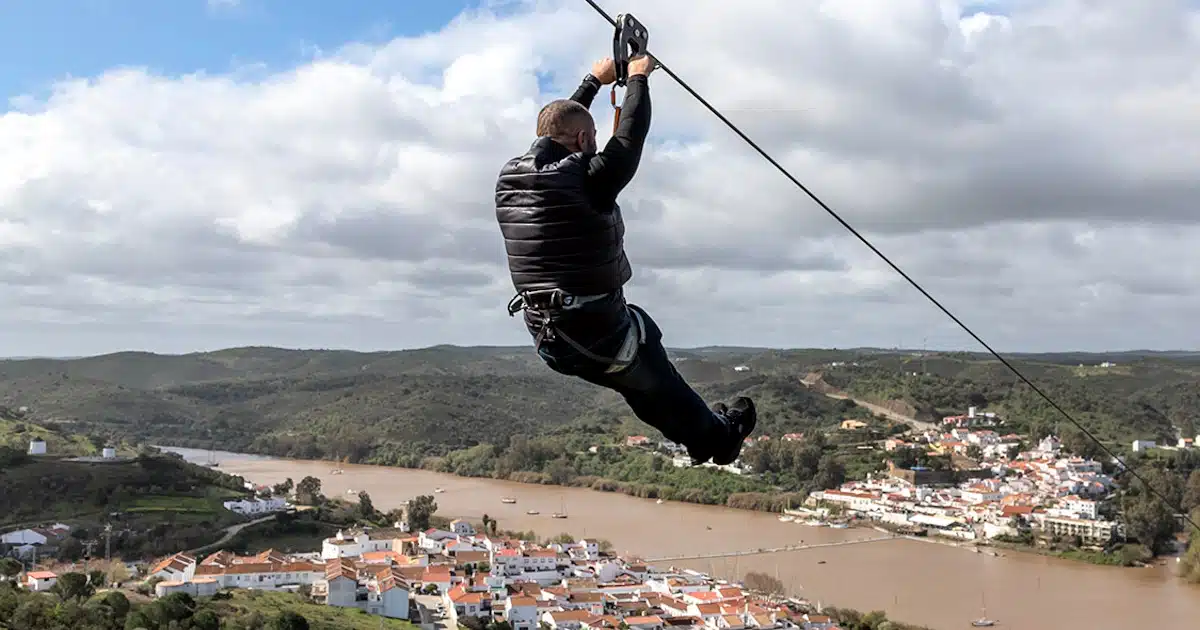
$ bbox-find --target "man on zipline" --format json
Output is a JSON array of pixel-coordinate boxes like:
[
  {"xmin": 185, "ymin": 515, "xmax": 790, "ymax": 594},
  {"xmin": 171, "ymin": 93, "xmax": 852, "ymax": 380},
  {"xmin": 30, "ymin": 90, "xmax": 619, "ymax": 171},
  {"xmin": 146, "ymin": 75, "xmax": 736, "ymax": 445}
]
[{"xmin": 495, "ymin": 53, "xmax": 756, "ymax": 467}]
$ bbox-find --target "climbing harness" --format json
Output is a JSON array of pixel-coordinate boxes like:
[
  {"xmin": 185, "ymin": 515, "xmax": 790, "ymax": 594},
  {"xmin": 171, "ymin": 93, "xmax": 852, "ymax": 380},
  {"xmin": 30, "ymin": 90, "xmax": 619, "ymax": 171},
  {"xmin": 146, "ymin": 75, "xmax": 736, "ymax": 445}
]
[
  {"xmin": 508, "ymin": 289, "xmax": 645, "ymax": 374},
  {"xmin": 609, "ymin": 13, "xmax": 651, "ymax": 135},
  {"xmin": 575, "ymin": 0, "xmax": 1199, "ymax": 532}
]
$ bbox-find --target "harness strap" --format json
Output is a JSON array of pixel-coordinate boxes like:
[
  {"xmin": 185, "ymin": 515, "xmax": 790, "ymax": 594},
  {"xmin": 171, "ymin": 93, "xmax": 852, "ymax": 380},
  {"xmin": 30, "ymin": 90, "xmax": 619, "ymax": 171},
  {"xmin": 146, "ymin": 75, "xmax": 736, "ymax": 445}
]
[{"xmin": 508, "ymin": 290, "xmax": 644, "ymax": 374}]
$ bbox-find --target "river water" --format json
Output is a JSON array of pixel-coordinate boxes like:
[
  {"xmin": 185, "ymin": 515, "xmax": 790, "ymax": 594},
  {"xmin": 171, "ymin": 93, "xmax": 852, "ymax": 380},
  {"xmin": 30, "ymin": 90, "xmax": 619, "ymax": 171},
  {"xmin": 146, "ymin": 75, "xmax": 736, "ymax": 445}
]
[{"xmin": 166, "ymin": 447, "xmax": 1200, "ymax": 629}]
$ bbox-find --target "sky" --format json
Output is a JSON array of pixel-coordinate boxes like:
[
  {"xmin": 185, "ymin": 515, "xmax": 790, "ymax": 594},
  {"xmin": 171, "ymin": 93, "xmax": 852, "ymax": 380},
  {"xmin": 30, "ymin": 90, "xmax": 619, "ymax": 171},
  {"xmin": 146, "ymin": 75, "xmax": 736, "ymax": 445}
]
[{"xmin": 2, "ymin": 0, "xmax": 1199, "ymax": 357}]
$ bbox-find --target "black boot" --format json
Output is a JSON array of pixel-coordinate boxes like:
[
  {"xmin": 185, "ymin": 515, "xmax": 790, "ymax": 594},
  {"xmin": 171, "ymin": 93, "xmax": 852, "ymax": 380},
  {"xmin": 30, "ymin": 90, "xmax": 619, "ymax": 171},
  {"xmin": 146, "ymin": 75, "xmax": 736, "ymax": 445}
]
[
  {"xmin": 689, "ymin": 403, "xmax": 732, "ymax": 466},
  {"xmin": 712, "ymin": 397, "xmax": 757, "ymax": 466}
]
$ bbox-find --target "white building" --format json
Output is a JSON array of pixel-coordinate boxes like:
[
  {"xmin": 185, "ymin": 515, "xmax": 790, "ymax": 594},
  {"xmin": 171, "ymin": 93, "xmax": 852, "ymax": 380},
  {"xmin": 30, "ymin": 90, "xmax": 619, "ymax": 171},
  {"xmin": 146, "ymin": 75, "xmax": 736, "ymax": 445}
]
[
  {"xmin": 149, "ymin": 553, "xmax": 197, "ymax": 582},
  {"xmin": 28, "ymin": 439, "xmax": 46, "ymax": 455},
  {"xmin": 23, "ymin": 571, "xmax": 57, "ymax": 591},
  {"xmin": 365, "ymin": 575, "xmax": 410, "ymax": 619},
  {"xmin": 222, "ymin": 496, "xmax": 289, "ymax": 515},
  {"xmin": 2, "ymin": 529, "xmax": 48, "ymax": 547},
  {"xmin": 155, "ymin": 578, "xmax": 220, "ymax": 598},
  {"xmin": 321, "ymin": 528, "xmax": 407, "ymax": 560},
  {"xmin": 1132, "ymin": 440, "xmax": 1156, "ymax": 452},
  {"xmin": 102, "ymin": 447, "xmax": 117, "ymax": 459},
  {"xmin": 505, "ymin": 595, "xmax": 540, "ymax": 630},
  {"xmin": 1060, "ymin": 496, "xmax": 1100, "ymax": 520},
  {"xmin": 448, "ymin": 519, "xmax": 476, "ymax": 537}
]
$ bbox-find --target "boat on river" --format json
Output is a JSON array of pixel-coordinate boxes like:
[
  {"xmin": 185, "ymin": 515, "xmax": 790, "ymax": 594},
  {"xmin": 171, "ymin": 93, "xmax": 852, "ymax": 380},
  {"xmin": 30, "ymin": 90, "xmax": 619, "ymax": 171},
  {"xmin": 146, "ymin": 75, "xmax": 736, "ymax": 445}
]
[{"xmin": 971, "ymin": 594, "xmax": 997, "ymax": 626}]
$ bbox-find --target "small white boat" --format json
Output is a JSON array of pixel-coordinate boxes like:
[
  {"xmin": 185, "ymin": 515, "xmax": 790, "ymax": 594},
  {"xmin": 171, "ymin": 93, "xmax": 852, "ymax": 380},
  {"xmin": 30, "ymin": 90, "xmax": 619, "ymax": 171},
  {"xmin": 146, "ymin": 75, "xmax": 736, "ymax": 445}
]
[
  {"xmin": 971, "ymin": 594, "xmax": 996, "ymax": 626},
  {"xmin": 779, "ymin": 515, "xmax": 795, "ymax": 522},
  {"xmin": 527, "ymin": 510, "xmax": 540, "ymax": 515},
  {"xmin": 501, "ymin": 497, "xmax": 517, "ymax": 504},
  {"xmin": 434, "ymin": 488, "xmax": 445, "ymax": 493},
  {"xmin": 656, "ymin": 499, "xmax": 664, "ymax": 504},
  {"xmin": 830, "ymin": 523, "xmax": 849, "ymax": 529}
]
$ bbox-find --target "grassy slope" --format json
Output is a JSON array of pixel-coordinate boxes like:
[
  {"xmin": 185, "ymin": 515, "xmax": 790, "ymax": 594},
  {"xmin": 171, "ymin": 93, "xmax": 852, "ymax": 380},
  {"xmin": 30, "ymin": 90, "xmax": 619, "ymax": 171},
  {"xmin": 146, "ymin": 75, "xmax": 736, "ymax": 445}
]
[
  {"xmin": 0, "ymin": 452, "xmax": 246, "ymax": 527},
  {"xmin": 215, "ymin": 590, "xmax": 418, "ymax": 630}
]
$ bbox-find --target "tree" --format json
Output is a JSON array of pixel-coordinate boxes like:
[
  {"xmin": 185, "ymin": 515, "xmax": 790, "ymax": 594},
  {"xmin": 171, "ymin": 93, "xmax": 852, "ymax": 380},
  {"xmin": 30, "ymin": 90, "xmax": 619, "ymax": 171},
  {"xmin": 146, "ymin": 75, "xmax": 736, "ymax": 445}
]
[
  {"xmin": 101, "ymin": 591, "xmax": 131, "ymax": 618},
  {"xmin": 813, "ymin": 453, "xmax": 846, "ymax": 490},
  {"xmin": 742, "ymin": 571, "xmax": 784, "ymax": 595},
  {"xmin": 966, "ymin": 444, "xmax": 983, "ymax": 461},
  {"xmin": 271, "ymin": 610, "xmax": 310, "ymax": 630},
  {"xmin": 408, "ymin": 494, "xmax": 438, "ymax": 531},
  {"xmin": 1184, "ymin": 469, "xmax": 1200, "ymax": 513},
  {"xmin": 124, "ymin": 609, "xmax": 154, "ymax": 630},
  {"xmin": 0, "ymin": 557, "xmax": 21, "ymax": 580},
  {"xmin": 482, "ymin": 513, "xmax": 494, "ymax": 536},
  {"xmin": 52, "ymin": 572, "xmax": 94, "ymax": 601},
  {"xmin": 1121, "ymin": 468, "xmax": 1181, "ymax": 553},
  {"xmin": 357, "ymin": 491, "xmax": 376, "ymax": 520},
  {"xmin": 193, "ymin": 609, "xmax": 221, "ymax": 630},
  {"xmin": 88, "ymin": 568, "xmax": 106, "ymax": 588},
  {"xmin": 273, "ymin": 477, "xmax": 295, "ymax": 496},
  {"xmin": 1180, "ymin": 509, "xmax": 1200, "ymax": 584},
  {"xmin": 296, "ymin": 476, "xmax": 323, "ymax": 505}
]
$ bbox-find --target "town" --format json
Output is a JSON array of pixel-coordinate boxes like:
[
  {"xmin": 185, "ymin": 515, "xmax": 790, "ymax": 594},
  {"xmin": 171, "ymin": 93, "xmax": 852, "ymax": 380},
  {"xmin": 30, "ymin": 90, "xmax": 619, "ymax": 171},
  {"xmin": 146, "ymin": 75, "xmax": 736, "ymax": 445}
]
[
  {"xmin": 10, "ymin": 517, "xmax": 858, "ymax": 630},
  {"xmin": 631, "ymin": 405, "xmax": 1154, "ymax": 551},
  {"xmin": 2, "ymin": 405, "xmax": 1194, "ymax": 629}
]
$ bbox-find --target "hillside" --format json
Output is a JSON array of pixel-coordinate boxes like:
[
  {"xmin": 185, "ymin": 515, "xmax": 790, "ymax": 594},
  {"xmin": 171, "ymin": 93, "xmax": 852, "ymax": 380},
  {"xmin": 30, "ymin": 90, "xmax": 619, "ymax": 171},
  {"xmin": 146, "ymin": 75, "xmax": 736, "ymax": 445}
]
[
  {"xmin": 0, "ymin": 587, "xmax": 417, "ymax": 630},
  {"xmin": 0, "ymin": 406, "xmax": 98, "ymax": 457},
  {"xmin": 1, "ymin": 346, "xmax": 1197, "ymax": 468},
  {"xmin": 1, "ymin": 423, "xmax": 255, "ymax": 558}
]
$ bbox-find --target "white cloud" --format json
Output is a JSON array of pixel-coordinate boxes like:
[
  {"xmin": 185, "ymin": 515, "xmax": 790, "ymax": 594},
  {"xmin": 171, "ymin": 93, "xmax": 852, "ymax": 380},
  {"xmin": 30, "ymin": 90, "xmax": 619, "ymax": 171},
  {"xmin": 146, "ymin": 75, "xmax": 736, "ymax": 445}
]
[{"xmin": 2, "ymin": 0, "xmax": 1200, "ymax": 355}]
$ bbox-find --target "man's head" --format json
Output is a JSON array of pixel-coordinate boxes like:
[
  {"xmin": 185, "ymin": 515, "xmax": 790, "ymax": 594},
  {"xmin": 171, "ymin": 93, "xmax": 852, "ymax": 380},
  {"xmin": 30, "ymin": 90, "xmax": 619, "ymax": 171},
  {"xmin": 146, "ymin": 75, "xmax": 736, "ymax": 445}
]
[{"xmin": 537, "ymin": 99, "xmax": 597, "ymax": 154}]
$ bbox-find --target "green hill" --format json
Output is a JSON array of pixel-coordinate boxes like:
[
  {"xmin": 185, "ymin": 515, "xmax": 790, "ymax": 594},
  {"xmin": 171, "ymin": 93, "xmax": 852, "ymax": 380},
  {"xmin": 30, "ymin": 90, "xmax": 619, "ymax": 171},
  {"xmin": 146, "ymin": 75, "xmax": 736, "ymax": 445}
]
[
  {"xmin": 1, "ymin": 346, "xmax": 1197, "ymax": 468},
  {"xmin": 0, "ymin": 416, "xmax": 255, "ymax": 558},
  {"xmin": 0, "ymin": 407, "xmax": 98, "ymax": 457}
]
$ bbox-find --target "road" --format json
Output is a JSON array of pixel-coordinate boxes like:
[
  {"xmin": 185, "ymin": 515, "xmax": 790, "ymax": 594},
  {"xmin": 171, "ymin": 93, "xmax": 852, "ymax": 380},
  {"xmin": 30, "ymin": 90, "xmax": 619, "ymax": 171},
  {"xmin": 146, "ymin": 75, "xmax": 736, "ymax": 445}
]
[
  {"xmin": 413, "ymin": 594, "xmax": 453, "ymax": 630},
  {"xmin": 186, "ymin": 514, "xmax": 279, "ymax": 554},
  {"xmin": 800, "ymin": 375, "xmax": 938, "ymax": 432}
]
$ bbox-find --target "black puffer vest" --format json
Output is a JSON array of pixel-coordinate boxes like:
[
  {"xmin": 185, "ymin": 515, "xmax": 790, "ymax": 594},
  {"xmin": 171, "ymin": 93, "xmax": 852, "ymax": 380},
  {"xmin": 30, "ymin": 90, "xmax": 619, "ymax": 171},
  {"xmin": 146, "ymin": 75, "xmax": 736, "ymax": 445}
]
[{"xmin": 495, "ymin": 137, "xmax": 631, "ymax": 295}]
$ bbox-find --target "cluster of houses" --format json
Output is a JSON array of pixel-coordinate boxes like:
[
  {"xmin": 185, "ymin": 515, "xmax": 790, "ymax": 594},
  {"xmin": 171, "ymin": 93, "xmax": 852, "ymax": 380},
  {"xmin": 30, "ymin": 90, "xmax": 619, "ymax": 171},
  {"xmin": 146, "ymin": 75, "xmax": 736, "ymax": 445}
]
[
  {"xmin": 810, "ymin": 431, "xmax": 1123, "ymax": 546},
  {"xmin": 139, "ymin": 518, "xmax": 846, "ymax": 629}
]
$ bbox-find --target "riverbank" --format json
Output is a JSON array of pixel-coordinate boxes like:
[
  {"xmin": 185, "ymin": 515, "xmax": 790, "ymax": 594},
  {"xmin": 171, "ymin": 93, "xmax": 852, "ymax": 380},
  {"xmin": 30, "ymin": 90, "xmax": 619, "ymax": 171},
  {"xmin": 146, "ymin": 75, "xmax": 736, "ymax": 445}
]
[{"xmin": 160, "ymin": 443, "xmax": 1158, "ymax": 571}]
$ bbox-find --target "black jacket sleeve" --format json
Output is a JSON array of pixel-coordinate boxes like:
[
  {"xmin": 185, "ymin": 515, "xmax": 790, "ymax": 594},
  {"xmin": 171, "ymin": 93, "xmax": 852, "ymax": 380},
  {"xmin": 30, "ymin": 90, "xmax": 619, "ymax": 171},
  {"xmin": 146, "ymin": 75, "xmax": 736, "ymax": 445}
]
[
  {"xmin": 570, "ymin": 74, "xmax": 602, "ymax": 108},
  {"xmin": 585, "ymin": 75, "xmax": 651, "ymax": 208}
]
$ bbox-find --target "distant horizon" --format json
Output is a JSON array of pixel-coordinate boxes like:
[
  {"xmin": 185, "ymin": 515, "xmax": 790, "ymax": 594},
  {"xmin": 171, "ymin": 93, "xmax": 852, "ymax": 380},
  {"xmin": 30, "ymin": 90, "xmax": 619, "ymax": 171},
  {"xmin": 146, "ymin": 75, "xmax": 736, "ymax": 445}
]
[{"xmin": 3, "ymin": 344, "xmax": 1200, "ymax": 362}]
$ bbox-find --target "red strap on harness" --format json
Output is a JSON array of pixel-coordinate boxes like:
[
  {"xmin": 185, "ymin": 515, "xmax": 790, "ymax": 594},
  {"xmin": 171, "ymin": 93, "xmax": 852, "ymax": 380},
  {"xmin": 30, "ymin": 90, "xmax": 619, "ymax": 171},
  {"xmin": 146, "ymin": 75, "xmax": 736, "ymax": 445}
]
[{"xmin": 610, "ymin": 85, "xmax": 620, "ymax": 135}]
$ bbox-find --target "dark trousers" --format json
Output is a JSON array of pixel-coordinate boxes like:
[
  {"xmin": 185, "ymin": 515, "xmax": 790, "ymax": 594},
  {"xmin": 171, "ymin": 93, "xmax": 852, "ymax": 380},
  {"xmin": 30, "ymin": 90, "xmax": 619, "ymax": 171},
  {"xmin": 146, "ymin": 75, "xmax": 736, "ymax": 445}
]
[{"xmin": 524, "ymin": 292, "xmax": 725, "ymax": 462}]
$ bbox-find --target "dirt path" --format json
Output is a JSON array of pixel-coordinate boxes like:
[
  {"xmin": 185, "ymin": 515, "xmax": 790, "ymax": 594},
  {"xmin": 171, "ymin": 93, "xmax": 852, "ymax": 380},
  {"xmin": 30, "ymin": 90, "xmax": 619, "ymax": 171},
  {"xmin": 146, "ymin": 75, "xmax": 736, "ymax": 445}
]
[
  {"xmin": 800, "ymin": 375, "xmax": 938, "ymax": 432},
  {"xmin": 187, "ymin": 514, "xmax": 278, "ymax": 554}
]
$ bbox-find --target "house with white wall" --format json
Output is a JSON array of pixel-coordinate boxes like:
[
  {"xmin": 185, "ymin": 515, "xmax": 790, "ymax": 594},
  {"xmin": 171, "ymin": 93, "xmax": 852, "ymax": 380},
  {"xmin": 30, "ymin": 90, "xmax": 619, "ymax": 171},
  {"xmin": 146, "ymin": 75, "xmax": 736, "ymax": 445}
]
[
  {"xmin": 23, "ymin": 571, "xmax": 57, "ymax": 591},
  {"xmin": 149, "ymin": 553, "xmax": 197, "ymax": 582},
  {"xmin": 321, "ymin": 527, "xmax": 406, "ymax": 560},
  {"xmin": 365, "ymin": 572, "xmax": 410, "ymax": 619},
  {"xmin": 505, "ymin": 595, "xmax": 540, "ymax": 630},
  {"xmin": 448, "ymin": 519, "xmax": 476, "ymax": 537}
]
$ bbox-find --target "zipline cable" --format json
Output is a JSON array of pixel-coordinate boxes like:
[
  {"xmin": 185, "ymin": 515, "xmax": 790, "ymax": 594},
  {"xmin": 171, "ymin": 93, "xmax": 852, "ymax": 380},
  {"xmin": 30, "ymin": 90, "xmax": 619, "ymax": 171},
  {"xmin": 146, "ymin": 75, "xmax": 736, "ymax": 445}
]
[{"xmin": 581, "ymin": 0, "xmax": 1199, "ymax": 531}]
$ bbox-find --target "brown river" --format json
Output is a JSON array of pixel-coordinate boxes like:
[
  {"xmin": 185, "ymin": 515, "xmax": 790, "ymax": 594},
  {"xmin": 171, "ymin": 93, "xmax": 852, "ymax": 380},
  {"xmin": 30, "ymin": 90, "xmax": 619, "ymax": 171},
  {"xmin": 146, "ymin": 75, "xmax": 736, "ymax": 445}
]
[{"xmin": 167, "ymin": 447, "xmax": 1200, "ymax": 629}]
